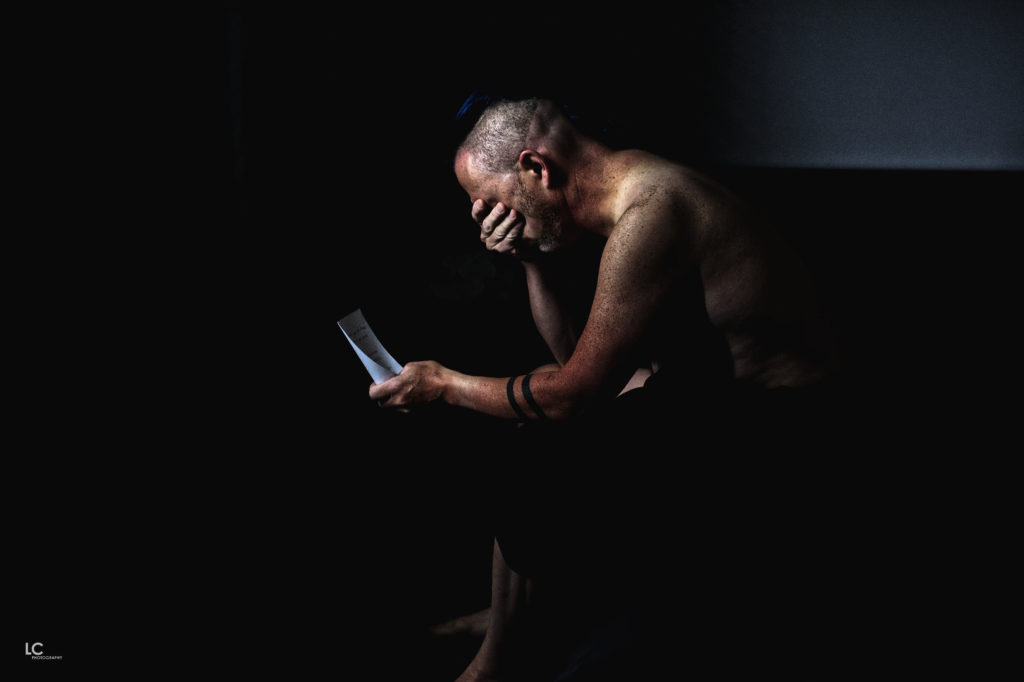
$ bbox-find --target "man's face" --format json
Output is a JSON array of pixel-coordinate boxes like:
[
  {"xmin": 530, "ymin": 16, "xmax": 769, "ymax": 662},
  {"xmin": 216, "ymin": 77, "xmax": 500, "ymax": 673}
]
[
  {"xmin": 511, "ymin": 172, "xmax": 568, "ymax": 253},
  {"xmin": 456, "ymin": 153, "xmax": 573, "ymax": 254}
]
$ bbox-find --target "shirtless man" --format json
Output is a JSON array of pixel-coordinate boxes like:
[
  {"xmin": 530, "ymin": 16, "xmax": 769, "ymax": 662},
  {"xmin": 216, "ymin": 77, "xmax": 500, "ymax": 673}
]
[
  {"xmin": 370, "ymin": 97, "xmax": 834, "ymax": 419},
  {"xmin": 369, "ymin": 96, "xmax": 840, "ymax": 679}
]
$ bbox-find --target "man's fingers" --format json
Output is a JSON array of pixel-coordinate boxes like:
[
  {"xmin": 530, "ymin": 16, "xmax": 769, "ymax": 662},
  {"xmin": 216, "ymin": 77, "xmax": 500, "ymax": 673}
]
[
  {"xmin": 471, "ymin": 199, "xmax": 490, "ymax": 225},
  {"xmin": 489, "ymin": 221, "xmax": 523, "ymax": 253},
  {"xmin": 365, "ymin": 368, "xmax": 415, "ymax": 413},
  {"xmin": 481, "ymin": 202, "xmax": 508, "ymax": 236},
  {"xmin": 368, "ymin": 382, "xmax": 386, "ymax": 402},
  {"xmin": 477, "ymin": 202, "xmax": 513, "ymax": 234},
  {"xmin": 495, "ymin": 219, "xmax": 522, "ymax": 242},
  {"xmin": 369, "ymin": 384, "xmax": 399, "ymax": 409},
  {"xmin": 472, "ymin": 200, "xmax": 526, "ymax": 253},
  {"xmin": 485, "ymin": 208, "xmax": 521, "ymax": 242},
  {"xmin": 368, "ymin": 375, "xmax": 399, "ymax": 401},
  {"xmin": 474, "ymin": 201, "xmax": 502, "ymax": 236}
]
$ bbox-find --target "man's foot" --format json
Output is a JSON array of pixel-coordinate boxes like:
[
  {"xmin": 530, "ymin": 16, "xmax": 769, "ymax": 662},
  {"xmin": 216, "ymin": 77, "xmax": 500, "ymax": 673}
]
[
  {"xmin": 429, "ymin": 608, "xmax": 490, "ymax": 638},
  {"xmin": 453, "ymin": 658, "xmax": 503, "ymax": 682}
]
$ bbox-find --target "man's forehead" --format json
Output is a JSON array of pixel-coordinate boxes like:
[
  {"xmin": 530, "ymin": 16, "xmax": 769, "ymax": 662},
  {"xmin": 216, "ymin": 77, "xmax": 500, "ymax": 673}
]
[
  {"xmin": 455, "ymin": 150, "xmax": 486, "ymax": 185},
  {"xmin": 455, "ymin": 151, "xmax": 505, "ymax": 201}
]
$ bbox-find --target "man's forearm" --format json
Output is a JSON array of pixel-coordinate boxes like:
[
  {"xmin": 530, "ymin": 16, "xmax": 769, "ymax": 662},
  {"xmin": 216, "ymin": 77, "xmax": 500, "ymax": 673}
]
[
  {"xmin": 523, "ymin": 260, "xmax": 577, "ymax": 366},
  {"xmin": 444, "ymin": 367, "xmax": 571, "ymax": 421}
]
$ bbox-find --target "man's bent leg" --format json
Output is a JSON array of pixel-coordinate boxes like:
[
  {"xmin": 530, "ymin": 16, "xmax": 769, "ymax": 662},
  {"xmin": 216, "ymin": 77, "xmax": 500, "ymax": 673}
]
[{"xmin": 455, "ymin": 539, "xmax": 537, "ymax": 682}]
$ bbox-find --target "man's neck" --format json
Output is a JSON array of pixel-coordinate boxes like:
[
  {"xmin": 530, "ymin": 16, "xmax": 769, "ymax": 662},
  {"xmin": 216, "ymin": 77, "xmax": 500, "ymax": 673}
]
[{"xmin": 565, "ymin": 140, "xmax": 623, "ymax": 238}]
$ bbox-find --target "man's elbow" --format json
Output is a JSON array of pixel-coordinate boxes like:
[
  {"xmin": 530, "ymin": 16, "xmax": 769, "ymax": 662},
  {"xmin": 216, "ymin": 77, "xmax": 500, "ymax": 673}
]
[
  {"xmin": 541, "ymin": 390, "xmax": 597, "ymax": 422},
  {"xmin": 541, "ymin": 400, "xmax": 576, "ymax": 422},
  {"xmin": 533, "ymin": 367, "xmax": 618, "ymax": 422}
]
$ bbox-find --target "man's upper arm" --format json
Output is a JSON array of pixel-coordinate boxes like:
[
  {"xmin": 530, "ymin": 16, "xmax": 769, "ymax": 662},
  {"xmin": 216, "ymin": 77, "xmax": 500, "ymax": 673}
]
[{"xmin": 558, "ymin": 198, "xmax": 685, "ymax": 406}]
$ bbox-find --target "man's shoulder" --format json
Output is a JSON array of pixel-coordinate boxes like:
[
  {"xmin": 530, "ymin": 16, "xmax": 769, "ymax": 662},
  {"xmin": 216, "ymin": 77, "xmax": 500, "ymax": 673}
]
[
  {"xmin": 610, "ymin": 155, "xmax": 700, "ymax": 227},
  {"xmin": 615, "ymin": 152, "xmax": 699, "ymax": 200}
]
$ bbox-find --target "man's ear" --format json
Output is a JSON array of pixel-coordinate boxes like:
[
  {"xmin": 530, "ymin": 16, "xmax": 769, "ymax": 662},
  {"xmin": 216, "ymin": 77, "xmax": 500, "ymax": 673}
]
[{"xmin": 517, "ymin": 150, "xmax": 559, "ymax": 189}]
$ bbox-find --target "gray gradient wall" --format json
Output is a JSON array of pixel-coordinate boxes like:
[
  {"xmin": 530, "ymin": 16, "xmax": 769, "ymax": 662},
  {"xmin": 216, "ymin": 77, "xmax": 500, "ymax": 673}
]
[{"xmin": 708, "ymin": 0, "xmax": 1024, "ymax": 169}]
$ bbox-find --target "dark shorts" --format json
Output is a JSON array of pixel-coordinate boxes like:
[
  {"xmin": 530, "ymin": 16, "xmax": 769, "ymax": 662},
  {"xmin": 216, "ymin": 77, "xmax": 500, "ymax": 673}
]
[
  {"xmin": 493, "ymin": 372, "xmax": 853, "ymax": 584},
  {"xmin": 492, "ymin": 373, "xmax": 886, "ymax": 672}
]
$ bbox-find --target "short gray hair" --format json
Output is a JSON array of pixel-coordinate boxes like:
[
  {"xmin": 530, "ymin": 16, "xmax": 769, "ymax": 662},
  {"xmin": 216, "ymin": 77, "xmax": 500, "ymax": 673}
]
[{"xmin": 458, "ymin": 98, "xmax": 541, "ymax": 174}]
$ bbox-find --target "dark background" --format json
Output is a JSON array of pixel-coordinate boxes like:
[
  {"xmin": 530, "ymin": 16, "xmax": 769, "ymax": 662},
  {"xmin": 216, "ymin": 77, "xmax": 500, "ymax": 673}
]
[{"xmin": 9, "ymin": 1, "xmax": 1020, "ymax": 676}]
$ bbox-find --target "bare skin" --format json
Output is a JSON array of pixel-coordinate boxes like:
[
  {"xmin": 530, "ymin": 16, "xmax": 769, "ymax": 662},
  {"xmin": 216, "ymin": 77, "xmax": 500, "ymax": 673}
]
[
  {"xmin": 369, "ymin": 100, "xmax": 836, "ymax": 420},
  {"xmin": 453, "ymin": 541, "xmax": 534, "ymax": 682}
]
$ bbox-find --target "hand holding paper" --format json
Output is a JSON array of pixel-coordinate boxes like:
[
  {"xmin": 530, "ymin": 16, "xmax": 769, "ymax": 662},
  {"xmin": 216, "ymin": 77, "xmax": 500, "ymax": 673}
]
[{"xmin": 337, "ymin": 309, "xmax": 403, "ymax": 384}]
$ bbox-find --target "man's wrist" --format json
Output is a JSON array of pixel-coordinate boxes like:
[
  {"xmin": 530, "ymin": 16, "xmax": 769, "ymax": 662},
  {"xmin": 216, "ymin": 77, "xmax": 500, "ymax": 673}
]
[
  {"xmin": 519, "ymin": 250, "xmax": 558, "ymax": 272},
  {"xmin": 438, "ymin": 367, "xmax": 464, "ymax": 407}
]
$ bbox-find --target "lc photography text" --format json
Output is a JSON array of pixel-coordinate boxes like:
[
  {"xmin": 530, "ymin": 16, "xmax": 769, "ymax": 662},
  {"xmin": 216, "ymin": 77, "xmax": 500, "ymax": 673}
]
[{"xmin": 25, "ymin": 642, "xmax": 63, "ymax": 661}]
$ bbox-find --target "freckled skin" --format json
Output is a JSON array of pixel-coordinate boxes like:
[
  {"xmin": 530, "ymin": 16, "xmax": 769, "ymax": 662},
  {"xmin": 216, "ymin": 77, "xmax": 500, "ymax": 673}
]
[{"xmin": 369, "ymin": 100, "xmax": 837, "ymax": 420}]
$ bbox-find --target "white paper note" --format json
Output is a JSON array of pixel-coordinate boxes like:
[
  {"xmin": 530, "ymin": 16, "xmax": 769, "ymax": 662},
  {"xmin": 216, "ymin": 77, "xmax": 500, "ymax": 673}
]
[{"xmin": 337, "ymin": 309, "xmax": 403, "ymax": 384}]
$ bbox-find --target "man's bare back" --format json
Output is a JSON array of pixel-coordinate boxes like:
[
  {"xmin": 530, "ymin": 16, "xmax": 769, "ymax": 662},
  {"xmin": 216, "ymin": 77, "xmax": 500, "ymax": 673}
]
[{"xmin": 600, "ymin": 152, "xmax": 836, "ymax": 389}]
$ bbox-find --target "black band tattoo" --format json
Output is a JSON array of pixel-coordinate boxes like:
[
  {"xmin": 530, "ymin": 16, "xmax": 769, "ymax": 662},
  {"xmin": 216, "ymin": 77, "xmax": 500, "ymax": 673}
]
[
  {"xmin": 521, "ymin": 374, "xmax": 549, "ymax": 421},
  {"xmin": 506, "ymin": 375, "xmax": 527, "ymax": 420}
]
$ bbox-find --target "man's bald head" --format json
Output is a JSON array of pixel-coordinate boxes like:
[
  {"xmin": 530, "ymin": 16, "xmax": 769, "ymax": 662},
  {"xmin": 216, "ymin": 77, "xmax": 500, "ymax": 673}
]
[{"xmin": 457, "ymin": 98, "xmax": 542, "ymax": 175}]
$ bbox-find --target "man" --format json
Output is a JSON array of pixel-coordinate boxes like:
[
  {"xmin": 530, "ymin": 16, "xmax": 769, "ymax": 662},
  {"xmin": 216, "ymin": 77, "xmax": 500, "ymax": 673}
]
[
  {"xmin": 370, "ymin": 96, "xmax": 836, "ymax": 419},
  {"xmin": 370, "ymin": 95, "xmax": 844, "ymax": 678}
]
